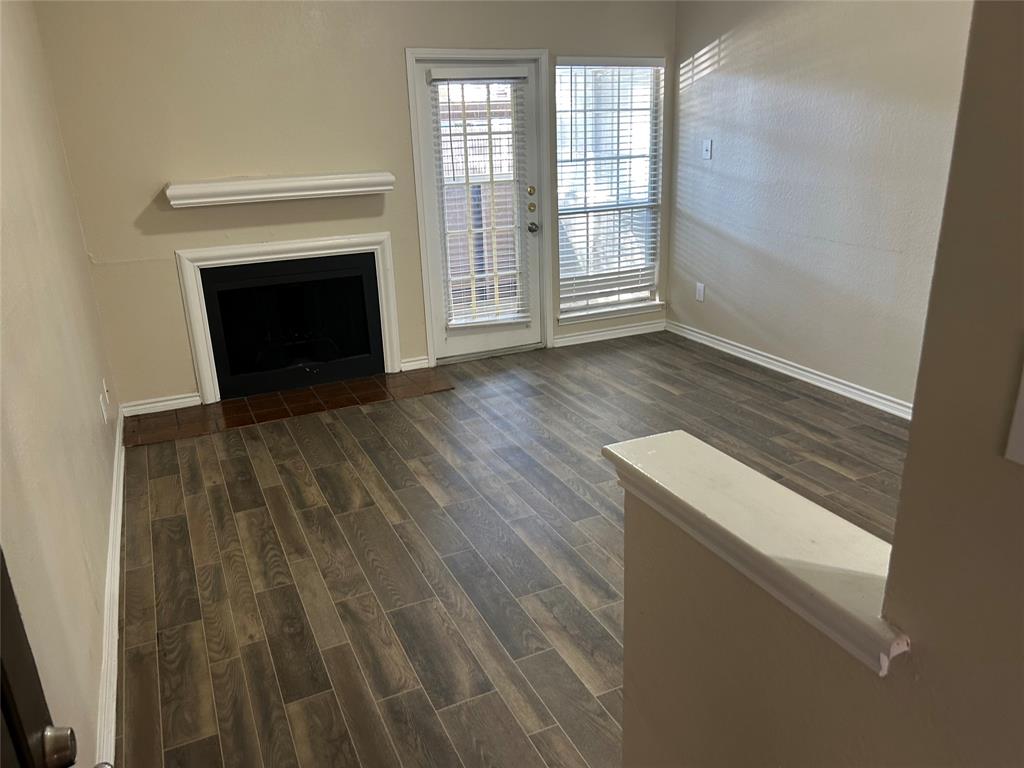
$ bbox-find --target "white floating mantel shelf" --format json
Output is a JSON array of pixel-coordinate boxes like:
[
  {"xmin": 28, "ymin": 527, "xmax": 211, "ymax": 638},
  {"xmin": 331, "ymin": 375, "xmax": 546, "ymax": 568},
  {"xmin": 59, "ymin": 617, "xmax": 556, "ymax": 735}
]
[{"xmin": 164, "ymin": 171, "xmax": 396, "ymax": 208}]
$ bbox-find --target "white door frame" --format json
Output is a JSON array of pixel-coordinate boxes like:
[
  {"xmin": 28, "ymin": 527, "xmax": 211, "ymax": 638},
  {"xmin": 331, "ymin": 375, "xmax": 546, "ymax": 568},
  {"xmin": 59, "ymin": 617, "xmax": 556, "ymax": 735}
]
[
  {"xmin": 406, "ymin": 48, "xmax": 553, "ymax": 366},
  {"xmin": 176, "ymin": 233, "xmax": 401, "ymax": 403}
]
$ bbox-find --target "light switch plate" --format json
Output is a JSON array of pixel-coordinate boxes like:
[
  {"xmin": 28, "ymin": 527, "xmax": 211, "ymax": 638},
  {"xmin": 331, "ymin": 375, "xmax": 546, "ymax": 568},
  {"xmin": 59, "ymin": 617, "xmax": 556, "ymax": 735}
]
[{"xmin": 701, "ymin": 138, "xmax": 713, "ymax": 160}]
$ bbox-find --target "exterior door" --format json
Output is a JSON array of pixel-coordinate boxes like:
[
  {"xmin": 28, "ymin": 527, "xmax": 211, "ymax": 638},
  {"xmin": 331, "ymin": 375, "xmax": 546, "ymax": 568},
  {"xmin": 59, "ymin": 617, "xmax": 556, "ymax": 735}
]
[{"xmin": 409, "ymin": 52, "xmax": 547, "ymax": 360}]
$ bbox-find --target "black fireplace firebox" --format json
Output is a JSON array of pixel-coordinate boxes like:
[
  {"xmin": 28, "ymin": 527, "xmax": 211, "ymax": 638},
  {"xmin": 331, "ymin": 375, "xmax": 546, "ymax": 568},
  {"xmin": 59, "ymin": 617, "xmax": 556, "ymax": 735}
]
[{"xmin": 201, "ymin": 253, "xmax": 384, "ymax": 399}]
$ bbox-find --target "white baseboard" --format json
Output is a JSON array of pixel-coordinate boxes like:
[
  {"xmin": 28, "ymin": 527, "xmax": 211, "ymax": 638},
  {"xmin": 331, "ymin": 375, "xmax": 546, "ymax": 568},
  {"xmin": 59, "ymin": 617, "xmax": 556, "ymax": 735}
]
[
  {"xmin": 401, "ymin": 356, "xmax": 432, "ymax": 371},
  {"xmin": 95, "ymin": 409, "xmax": 125, "ymax": 763},
  {"xmin": 665, "ymin": 321, "xmax": 913, "ymax": 420},
  {"xmin": 121, "ymin": 393, "xmax": 202, "ymax": 416},
  {"xmin": 551, "ymin": 318, "xmax": 668, "ymax": 348}
]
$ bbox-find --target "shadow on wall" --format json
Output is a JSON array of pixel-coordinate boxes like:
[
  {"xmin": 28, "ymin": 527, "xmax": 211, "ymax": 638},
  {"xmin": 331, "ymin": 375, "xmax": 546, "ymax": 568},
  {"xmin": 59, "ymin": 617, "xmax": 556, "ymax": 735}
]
[
  {"xmin": 132, "ymin": 187, "xmax": 386, "ymax": 239},
  {"xmin": 668, "ymin": 1, "xmax": 970, "ymax": 401}
]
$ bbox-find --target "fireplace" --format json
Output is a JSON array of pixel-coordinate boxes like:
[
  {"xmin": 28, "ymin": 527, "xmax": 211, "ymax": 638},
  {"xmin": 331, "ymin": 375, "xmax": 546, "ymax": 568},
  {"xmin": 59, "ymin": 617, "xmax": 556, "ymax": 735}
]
[{"xmin": 200, "ymin": 252, "xmax": 385, "ymax": 398}]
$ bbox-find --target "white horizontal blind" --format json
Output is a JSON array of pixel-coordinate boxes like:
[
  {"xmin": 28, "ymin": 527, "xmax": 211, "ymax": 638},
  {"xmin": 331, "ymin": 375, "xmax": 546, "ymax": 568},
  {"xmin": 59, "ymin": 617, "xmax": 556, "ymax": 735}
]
[
  {"xmin": 431, "ymin": 78, "xmax": 529, "ymax": 328},
  {"xmin": 556, "ymin": 63, "xmax": 664, "ymax": 316}
]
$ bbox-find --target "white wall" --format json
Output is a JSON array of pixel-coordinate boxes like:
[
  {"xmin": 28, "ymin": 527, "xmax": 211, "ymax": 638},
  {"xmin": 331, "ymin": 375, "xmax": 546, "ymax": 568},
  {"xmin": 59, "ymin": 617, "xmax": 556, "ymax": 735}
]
[
  {"xmin": 1, "ymin": 2, "xmax": 119, "ymax": 759},
  {"xmin": 670, "ymin": 1, "xmax": 971, "ymax": 402}
]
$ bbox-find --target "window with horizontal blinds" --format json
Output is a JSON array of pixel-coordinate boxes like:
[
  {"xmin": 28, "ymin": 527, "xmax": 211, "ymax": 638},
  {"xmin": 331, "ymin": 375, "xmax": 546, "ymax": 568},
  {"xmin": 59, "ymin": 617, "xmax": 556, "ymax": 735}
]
[
  {"xmin": 555, "ymin": 63, "xmax": 664, "ymax": 317},
  {"xmin": 431, "ymin": 77, "xmax": 530, "ymax": 328}
]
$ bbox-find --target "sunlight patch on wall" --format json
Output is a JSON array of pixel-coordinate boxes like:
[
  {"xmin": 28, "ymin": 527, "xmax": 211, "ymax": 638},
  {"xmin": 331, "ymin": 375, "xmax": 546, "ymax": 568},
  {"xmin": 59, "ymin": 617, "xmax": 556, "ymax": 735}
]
[{"xmin": 679, "ymin": 36, "xmax": 727, "ymax": 93}]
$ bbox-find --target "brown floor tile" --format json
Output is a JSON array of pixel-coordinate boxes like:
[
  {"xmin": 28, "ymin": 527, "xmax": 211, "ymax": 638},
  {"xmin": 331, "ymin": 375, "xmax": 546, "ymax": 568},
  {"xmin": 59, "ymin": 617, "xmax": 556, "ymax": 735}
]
[
  {"xmin": 252, "ymin": 407, "xmax": 291, "ymax": 423},
  {"xmin": 141, "ymin": 425, "xmax": 180, "ymax": 443},
  {"xmin": 220, "ymin": 399, "xmax": 252, "ymax": 416},
  {"xmin": 247, "ymin": 394, "xmax": 285, "ymax": 410},
  {"xmin": 311, "ymin": 381, "xmax": 351, "ymax": 398},
  {"xmin": 319, "ymin": 394, "xmax": 360, "ymax": 409},
  {"xmin": 286, "ymin": 401, "xmax": 327, "ymax": 416},
  {"xmin": 141, "ymin": 412, "xmax": 178, "ymax": 429},
  {"xmin": 355, "ymin": 390, "xmax": 391, "ymax": 405},
  {"xmin": 280, "ymin": 387, "xmax": 320, "ymax": 405},
  {"xmin": 175, "ymin": 405, "xmax": 209, "ymax": 425},
  {"xmin": 174, "ymin": 422, "xmax": 209, "ymax": 439},
  {"xmin": 387, "ymin": 385, "xmax": 425, "ymax": 400},
  {"xmin": 222, "ymin": 413, "xmax": 256, "ymax": 428}
]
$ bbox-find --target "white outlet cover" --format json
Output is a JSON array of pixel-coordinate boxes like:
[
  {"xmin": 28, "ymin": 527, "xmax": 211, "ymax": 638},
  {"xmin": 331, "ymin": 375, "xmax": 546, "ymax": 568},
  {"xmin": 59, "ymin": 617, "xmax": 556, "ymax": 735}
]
[
  {"xmin": 696, "ymin": 282, "xmax": 706, "ymax": 302},
  {"xmin": 701, "ymin": 139, "xmax": 713, "ymax": 160}
]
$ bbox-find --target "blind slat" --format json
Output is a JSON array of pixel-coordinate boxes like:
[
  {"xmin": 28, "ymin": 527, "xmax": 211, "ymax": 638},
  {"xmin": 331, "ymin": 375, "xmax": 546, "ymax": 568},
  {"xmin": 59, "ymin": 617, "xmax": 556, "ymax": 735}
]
[
  {"xmin": 555, "ymin": 64, "xmax": 664, "ymax": 315},
  {"xmin": 432, "ymin": 79, "xmax": 530, "ymax": 328}
]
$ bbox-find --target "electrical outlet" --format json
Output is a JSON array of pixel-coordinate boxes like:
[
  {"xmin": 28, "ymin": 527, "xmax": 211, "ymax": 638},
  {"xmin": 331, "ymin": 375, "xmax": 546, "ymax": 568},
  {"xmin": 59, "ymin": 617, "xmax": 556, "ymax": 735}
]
[
  {"xmin": 701, "ymin": 138, "xmax": 713, "ymax": 160},
  {"xmin": 696, "ymin": 282, "xmax": 706, "ymax": 302},
  {"xmin": 99, "ymin": 393, "xmax": 109, "ymax": 425}
]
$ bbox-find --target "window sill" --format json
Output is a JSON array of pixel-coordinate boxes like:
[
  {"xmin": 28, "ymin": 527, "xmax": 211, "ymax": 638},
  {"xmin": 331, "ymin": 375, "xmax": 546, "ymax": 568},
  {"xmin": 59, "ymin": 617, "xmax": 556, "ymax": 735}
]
[
  {"xmin": 602, "ymin": 430, "xmax": 911, "ymax": 677},
  {"xmin": 558, "ymin": 301, "xmax": 665, "ymax": 326}
]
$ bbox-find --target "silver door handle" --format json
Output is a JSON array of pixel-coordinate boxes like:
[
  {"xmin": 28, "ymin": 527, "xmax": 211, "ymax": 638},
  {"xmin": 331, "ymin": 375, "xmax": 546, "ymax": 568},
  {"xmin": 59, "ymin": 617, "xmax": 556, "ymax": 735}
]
[{"xmin": 527, "ymin": 222, "xmax": 540, "ymax": 234}]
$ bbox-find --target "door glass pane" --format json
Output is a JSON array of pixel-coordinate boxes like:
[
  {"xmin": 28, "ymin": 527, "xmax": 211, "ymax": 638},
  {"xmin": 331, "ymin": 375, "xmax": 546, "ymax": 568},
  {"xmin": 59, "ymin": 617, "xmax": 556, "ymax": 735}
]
[{"xmin": 433, "ymin": 78, "xmax": 529, "ymax": 326}]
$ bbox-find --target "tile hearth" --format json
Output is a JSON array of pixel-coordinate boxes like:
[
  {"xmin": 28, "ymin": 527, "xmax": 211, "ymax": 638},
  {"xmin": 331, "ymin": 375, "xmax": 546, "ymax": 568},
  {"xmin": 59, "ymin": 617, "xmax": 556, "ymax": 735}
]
[{"xmin": 123, "ymin": 370, "xmax": 454, "ymax": 447}]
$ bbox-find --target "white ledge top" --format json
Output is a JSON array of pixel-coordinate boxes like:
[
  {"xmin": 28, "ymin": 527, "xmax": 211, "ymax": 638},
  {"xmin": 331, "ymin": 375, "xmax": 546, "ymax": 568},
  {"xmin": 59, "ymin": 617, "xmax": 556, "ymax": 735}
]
[
  {"xmin": 602, "ymin": 430, "xmax": 910, "ymax": 677},
  {"xmin": 164, "ymin": 171, "xmax": 396, "ymax": 208}
]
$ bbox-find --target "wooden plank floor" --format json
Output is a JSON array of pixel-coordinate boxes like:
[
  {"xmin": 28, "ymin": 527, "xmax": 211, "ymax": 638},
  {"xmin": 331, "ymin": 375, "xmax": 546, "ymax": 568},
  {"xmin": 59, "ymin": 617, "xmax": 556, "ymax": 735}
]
[{"xmin": 114, "ymin": 332, "xmax": 907, "ymax": 767}]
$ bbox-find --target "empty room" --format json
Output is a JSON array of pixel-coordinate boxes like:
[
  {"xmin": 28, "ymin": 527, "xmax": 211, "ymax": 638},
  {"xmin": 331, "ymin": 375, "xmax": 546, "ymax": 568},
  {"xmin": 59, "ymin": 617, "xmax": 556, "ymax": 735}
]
[{"xmin": 1, "ymin": 1, "xmax": 1021, "ymax": 767}]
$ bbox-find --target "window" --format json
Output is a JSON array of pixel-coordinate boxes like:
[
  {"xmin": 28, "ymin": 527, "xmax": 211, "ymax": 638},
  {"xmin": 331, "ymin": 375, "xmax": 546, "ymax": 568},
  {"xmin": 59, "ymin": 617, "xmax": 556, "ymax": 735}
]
[
  {"xmin": 555, "ymin": 60, "xmax": 664, "ymax": 319},
  {"xmin": 432, "ymin": 78, "xmax": 529, "ymax": 327}
]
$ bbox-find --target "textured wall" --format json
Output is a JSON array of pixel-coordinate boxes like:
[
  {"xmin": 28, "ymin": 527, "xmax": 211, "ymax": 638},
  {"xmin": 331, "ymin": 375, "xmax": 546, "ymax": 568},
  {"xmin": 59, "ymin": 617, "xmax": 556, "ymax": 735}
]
[
  {"xmin": 1, "ymin": 2, "xmax": 119, "ymax": 759},
  {"xmin": 625, "ymin": 3, "xmax": 1024, "ymax": 764},
  {"xmin": 34, "ymin": 1, "xmax": 677, "ymax": 403},
  {"xmin": 669, "ymin": 1, "xmax": 970, "ymax": 402}
]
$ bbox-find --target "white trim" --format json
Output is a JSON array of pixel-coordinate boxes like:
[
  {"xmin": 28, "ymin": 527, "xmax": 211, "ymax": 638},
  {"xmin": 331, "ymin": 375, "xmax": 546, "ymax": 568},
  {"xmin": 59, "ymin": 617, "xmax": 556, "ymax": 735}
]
[
  {"xmin": 666, "ymin": 321, "xmax": 913, "ymax": 420},
  {"xmin": 551, "ymin": 318, "xmax": 667, "ymax": 348},
  {"xmin": 120, "ymin": 393, "xmax": 202, "ymax": 416},
  {"xmin": 176, "ymin": 233, "xmax": 401, "ymax": 403},
  {"xmin": 401, "ymin": 356, "xmax": 432, "ymax": 371},
  {"xmin": 95, "ymin": 409, "xmax": 125, "ymax": 763},
  {"xmin": 603, "ymin": 431, "xmax": 911, "ymax": 677},
  {"xmin": 556, "ymin": 56, "xmax": 667, "ymax": 68},
  {"xmin": 164, "ymin": 171, "xmax": 395, "ymax": 208},
  {"xmin": 406, "ymin": 48, "xmax": 553, "ymax": 363},
  {"xmin": 558, "ymin": 301, "xmax": 665, "ymax": 326}
]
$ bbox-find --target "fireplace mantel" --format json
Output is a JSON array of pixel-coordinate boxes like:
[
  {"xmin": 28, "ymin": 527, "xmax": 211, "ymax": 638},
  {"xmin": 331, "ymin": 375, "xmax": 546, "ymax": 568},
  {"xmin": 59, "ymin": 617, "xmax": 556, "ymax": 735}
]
[
  {"xmin": 164, "ymin": 171, "xmax": 396, "ymax": 208},
  {"xmin": 176, "ymin": 233, "xmax": 402, "ymax": 402}
]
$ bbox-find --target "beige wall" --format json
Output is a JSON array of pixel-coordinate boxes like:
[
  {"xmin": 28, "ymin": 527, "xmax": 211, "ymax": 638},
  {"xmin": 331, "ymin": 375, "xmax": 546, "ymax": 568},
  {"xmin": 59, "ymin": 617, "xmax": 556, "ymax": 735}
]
[
  {"xmin": 625, "ymin": 3, "xmax": 1024, "ymax": 765},
  {"xmin": 1, "ymin": 2, "xmax": 120, "ymax": 759},
  {"xmin": 33, "ymin": 1, "xmax": 677, "ymax": 403},
  {"xmin": 669, "ymin": 1, "xmax": 971, "ymax": 402}
]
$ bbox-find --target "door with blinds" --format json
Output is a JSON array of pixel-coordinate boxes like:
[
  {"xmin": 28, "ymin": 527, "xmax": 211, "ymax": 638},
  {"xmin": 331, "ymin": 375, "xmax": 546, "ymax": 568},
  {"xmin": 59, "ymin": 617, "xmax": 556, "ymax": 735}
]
[{"xmin": 408, "ymin": 53, "xmax": 546, "ymax": 360}]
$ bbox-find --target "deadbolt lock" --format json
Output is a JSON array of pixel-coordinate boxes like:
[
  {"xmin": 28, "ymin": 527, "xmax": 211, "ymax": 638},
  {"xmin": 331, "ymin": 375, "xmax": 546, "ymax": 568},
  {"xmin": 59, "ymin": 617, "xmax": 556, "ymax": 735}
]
[
  {"xmin": 526, "ymin": 185, "xmax": 536, "ymax": 196},
  {"xmin": 527, "ymin": 202, "xmax": 537, "ymax": 212}
]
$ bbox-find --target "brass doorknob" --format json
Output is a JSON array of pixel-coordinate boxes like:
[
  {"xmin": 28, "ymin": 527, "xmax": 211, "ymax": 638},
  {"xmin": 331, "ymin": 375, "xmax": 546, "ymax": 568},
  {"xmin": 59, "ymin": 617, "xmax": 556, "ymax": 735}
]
[{"xmin": 43, "ymin": 725, "xmax": 76, "ymax": 768}]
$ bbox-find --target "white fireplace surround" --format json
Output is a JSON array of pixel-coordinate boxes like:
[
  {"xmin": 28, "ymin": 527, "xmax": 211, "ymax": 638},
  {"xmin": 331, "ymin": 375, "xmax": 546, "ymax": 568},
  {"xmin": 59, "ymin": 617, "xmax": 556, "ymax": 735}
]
[{"xmin": 176, "ymin": 232, "xmax": 402, "ymax": 404}]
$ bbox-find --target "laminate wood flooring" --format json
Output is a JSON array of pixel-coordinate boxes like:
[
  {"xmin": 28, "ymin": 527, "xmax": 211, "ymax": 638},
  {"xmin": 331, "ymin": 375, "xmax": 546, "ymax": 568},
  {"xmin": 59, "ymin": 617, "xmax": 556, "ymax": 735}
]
[{"xmin": 116, "ymin": 332, "xmax": 906, "ymax": 767}]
